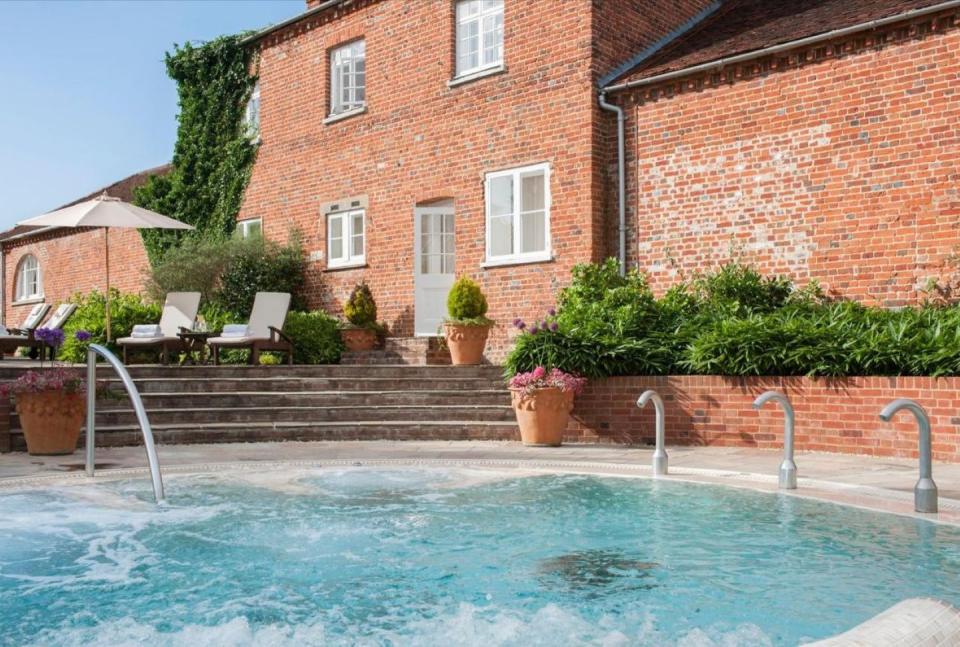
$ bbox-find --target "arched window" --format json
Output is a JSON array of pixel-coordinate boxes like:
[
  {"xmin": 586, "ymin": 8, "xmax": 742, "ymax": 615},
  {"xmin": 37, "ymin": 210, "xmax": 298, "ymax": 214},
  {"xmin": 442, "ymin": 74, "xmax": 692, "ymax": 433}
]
[{"xmin": 15, "ymin": 255, "xmax": 42, "ymax": 302}]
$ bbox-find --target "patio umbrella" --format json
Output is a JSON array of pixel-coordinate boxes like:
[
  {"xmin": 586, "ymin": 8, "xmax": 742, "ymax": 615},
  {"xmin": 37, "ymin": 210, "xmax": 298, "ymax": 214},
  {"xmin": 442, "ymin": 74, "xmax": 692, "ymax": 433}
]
[{"xmin": 18, "ymin": 193, "xmax": 193, "ymax": 342}]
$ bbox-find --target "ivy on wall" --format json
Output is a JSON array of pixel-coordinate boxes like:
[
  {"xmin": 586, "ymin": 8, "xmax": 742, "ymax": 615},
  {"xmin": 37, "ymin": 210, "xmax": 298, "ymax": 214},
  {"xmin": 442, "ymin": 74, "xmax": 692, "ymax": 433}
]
[{"xmin": 134, "ymin": 34, "xmax": 257, "ymax": 264}]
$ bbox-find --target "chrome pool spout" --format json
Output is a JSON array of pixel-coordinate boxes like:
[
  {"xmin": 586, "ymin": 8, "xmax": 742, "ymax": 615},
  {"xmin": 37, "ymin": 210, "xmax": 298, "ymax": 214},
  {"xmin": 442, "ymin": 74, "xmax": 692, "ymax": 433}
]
[
  {"xmin": 752, "ymin": 391, "xmax": 797, "ymax": 489},
  {"xmin": 879, "ymin": 399, "xmax": 937, "ymax": 514},
  {"xmin": 86, "ymin": 344, "xmax": 165, "ymax": 503},
  {"xmin": 637, "ymin": 390, "xmax": 667, "ymax": 476}
]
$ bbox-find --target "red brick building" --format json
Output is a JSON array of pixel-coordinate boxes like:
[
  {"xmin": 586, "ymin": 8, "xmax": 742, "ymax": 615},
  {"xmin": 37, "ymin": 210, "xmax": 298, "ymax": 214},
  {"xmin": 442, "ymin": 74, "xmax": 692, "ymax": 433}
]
[
  {"xmin": 0, "ymin": 166, "xmax": 167, "ymax": 330},
  {"xmin": 238, "ymin": 0, "xmax": 959, "ymax": 359}
]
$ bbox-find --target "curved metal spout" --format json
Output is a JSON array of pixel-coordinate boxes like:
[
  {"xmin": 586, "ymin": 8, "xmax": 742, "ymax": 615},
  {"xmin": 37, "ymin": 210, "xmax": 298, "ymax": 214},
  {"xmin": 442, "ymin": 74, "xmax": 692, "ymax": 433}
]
[
  {"xmin": 86, "ymin": 344, "xmax": 164, "ymax": 503},
  {"xmin": 753, "ymin": 391, "xmax": 797, "ymax": 489},
  {"xmin": 637, "ymin": 390, "xmax": 667, "ymax": 476},
  {"xmin": 879, "ymin": 398, "xmax": 937, "ymax": 513}
]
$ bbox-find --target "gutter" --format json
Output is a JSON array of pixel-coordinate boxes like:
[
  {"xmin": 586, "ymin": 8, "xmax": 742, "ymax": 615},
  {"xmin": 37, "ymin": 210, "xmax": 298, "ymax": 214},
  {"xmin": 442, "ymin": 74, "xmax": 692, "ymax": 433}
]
[
  {"xmin": 604, "ymin": 0, "xmax": 960, "ymax": 93},
  {"xmin": 240, "ymin": 0, "xmax": 346, "ymax": 46},
  {"xmin": 0, "ymin": 226, "xmax": 57, "ymax": 243}
]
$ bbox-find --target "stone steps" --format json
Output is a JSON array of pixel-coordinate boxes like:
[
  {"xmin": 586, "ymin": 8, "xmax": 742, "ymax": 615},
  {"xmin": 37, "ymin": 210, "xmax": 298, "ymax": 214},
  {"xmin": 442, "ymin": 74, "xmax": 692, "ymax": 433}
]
[{"xmin": 5, "ymin": 364, "xmax": 518, "ymax": 450}]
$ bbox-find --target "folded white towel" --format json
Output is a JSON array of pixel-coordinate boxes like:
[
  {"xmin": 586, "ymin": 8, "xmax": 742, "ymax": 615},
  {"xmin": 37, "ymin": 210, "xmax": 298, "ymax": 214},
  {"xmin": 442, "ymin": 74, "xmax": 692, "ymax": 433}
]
[
  {"xmin": 131, "ymin": 324, "xmax": 162, "ymax": 338},
  {"xmin": 221, "ymin": 324, "xmax": 250, "ymax": 338}
]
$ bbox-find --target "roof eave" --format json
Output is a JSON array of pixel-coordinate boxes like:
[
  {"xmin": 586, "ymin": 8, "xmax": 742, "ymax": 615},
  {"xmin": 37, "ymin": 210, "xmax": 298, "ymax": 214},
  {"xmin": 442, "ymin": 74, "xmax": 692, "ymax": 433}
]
[{"xmin": 240, "ymin": 0, "xmax": 346, "ymax": 46}]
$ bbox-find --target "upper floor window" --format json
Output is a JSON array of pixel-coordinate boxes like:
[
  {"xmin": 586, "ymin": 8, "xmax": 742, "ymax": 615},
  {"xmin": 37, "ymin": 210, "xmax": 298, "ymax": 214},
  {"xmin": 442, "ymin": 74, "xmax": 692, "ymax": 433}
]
[
  {"xmin": 330, "ymin": 40, "xmax": 366, "ymax": 116},
  {"xmin": 244, "ymin": 81, "xmax": 261, "ymax": 139},
  {"xmin": 327, "ymin": 209, "xmax": 365, "ymax": 268},
  {"xmin": 455, "ymin": 0, "xmax": 503, "ymax": 78},
  {"xmin": 237, "ymin": 218, "xmax": 262, "ymax": 239},
  {"xmin": 15, "ymin": 254, "xmax": 42, "ymax": 302},
  {"xmin": 485, "ymin": 163, "xmax": 550, "ymax": 266}
]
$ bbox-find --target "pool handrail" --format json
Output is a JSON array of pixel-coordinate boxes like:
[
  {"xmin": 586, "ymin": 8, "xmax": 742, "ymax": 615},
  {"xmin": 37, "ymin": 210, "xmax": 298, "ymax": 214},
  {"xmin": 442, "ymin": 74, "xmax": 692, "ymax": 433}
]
[
  {"xmin": 637, "ymin": 390, "xmax": 668, "ymax": 476},
  {"xmin": 85, "ymin": 343, "xmax": 165, "ymax": 503},
  {"xmin": 879, "ymin": 398, "xmax": 937, "ymax": 514},
  {"xmin": 752, "ymin": 390, "xmax": 797, "ymax": 489}
]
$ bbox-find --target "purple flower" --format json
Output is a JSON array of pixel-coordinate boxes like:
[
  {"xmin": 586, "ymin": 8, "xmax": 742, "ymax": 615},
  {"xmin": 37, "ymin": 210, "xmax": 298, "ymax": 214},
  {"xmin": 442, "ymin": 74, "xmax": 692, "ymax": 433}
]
[
  {"xmin": 513, "ymin": 318, "xmax": 523, "ymax": 328},
  {"xmin": 75, "ymin": 330, "xmax": 92, "ymax": 342},
  {"xmin": 549, "ymin": 322, "xmax": 559, "ymax": 332},
  {"xmin": 34, "ymin": 327, "xmax": 65, "ymax": 349},
  {"xmin": 547, "ymin": 308, "xmax": 556, "ymax": 317},
  {"xmin": 517, "ymin": 321, "xmax": 526, "ymax": 330},
  {"xmin": 529, "ymin": 323, "xmax": 539, "ymax": 334}
]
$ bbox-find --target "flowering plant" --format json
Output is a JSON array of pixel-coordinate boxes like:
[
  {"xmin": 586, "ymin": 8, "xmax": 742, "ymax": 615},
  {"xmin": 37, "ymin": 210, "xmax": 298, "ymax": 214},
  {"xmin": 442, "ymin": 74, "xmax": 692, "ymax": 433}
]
[
  {"xmin": 0, "ymin": 367, "xmax": 85, "ymax": 397},
  {"xmin": 508, "ymin": 366, "xmax": 586, "ymax": 396},
  {"xmin": 512, "ymin": 308, "xmax": 559, "ymax": 335},
  {"xmin": 34, "ymin": 327, "xmax": 66, "ymax": 349}
]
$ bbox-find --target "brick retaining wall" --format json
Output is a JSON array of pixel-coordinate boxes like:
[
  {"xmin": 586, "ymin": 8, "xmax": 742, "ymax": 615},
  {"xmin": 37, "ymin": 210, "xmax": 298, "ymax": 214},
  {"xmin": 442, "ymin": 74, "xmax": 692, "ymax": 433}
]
[{"xmin": 569, "ymin": 376, "xmax": 960, "ymax": 462}]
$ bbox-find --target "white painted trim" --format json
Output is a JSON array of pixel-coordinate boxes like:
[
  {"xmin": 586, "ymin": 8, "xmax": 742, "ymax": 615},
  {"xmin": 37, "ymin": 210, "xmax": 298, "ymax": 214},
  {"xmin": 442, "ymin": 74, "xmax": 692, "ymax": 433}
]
[
  {"xmin": 324, "ymin": 105, "xmax": 367, "ymax": 125},
  {"xmin": 237, "ymin": 218, "xmax": 262, "ymax": 239},
  {"xmin": 454, "ymin": 0, "xmax": 504, "ymax": 78},
  {"xmin": 326, "ymin": 209, "xmax": 365, "ymax": 269},
  {"xmin": 483, "ymin": 162, "xmax": 551, "ymax": 266},
  {"xmin": 447, "ymin": 64, "xmax": 506, "ymax": 88}
]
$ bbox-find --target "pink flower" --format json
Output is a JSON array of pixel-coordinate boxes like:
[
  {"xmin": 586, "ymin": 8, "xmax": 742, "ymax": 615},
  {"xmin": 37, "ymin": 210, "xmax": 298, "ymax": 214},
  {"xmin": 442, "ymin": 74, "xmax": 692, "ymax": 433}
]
[
  {"xmin": 507, "ymin": 367, "xmax": 586, "ymax": 396},
  {"xmin": 532, "ymin": 366, "xmax": 546, "ymax": 380}
]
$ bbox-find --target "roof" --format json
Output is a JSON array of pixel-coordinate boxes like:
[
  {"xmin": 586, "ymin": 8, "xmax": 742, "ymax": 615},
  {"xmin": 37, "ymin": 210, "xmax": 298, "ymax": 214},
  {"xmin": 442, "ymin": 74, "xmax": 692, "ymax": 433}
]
[
  {"xmin": 0, "ymin": 163, "xmax": 171, "ymax": 243},
  {"xmin": 241, "ymin": 0, "xmax": 350, "ymax": 45},
  {"xmin": 607, "ymin": 0, "xmax": 954, "ymax": 89}
]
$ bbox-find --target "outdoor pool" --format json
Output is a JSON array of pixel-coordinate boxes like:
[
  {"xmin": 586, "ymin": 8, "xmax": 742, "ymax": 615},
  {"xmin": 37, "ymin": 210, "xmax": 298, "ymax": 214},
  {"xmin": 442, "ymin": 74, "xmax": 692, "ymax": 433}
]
[{"xmin": 1, "ymin": 467, "xmax": 958, "ymax": 646}]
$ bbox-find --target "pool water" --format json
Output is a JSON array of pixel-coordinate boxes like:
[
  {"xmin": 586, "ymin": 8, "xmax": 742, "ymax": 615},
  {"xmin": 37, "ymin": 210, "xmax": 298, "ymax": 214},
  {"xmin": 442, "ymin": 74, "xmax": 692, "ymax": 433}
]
[{"xmin": 1, "ymin": 467, "xmax": 959, "ymax": 646}]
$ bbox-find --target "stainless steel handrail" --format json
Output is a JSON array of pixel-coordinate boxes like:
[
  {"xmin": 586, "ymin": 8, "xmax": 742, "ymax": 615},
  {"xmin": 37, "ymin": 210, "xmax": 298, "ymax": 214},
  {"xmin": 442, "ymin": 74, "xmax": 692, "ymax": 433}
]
[
  {"xmin": 85, "ymin": 344, "xmax": 164, "ymax": 502},
  {"xmin": 637, "ymin": 390, "xmax": 668, "ymax": 476},
  {"xmin": 879, "ymin": 398, "xmax": 937, "ymax": 514},
  {"xmin": 753, "ymin": 391, "xmax": 797, "ymax": 489}
]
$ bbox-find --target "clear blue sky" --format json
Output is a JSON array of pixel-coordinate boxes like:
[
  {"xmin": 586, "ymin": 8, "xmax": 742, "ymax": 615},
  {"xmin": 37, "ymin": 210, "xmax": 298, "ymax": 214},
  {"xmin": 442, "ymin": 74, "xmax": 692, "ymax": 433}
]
[{"xmin": 0, "ymin": 0, "xmax": 303, "ymax": 231}]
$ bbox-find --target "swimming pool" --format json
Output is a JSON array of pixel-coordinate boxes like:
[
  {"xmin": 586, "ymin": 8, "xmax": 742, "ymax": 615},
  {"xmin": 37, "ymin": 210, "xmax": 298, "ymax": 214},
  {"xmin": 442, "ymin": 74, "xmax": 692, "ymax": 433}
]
[{"xmin": 1, "ymin": 467, "xmax": 958, "ymax": 646}]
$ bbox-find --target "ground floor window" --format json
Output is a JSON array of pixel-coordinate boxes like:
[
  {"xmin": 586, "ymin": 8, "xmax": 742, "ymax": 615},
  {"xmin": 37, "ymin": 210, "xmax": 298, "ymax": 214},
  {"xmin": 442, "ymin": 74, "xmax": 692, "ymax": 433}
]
[
  {"xmin": 237, "ymin": 218, "xmax": 262, "ymax": 239},
  {"xmin": 15, "ymin": 254, "xmax": 42, "ymax": 301},
  {"xmin": 327, "ymin": 209, "xmax": 365, "ymax": 268},
  {"xmin": 484, "ymin": 162, "xmax": 550, "ymax": 265}
]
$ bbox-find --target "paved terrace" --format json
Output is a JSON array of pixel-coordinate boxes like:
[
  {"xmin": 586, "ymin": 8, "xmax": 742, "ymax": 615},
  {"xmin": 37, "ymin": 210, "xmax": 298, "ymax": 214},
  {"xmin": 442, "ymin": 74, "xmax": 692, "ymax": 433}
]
[{"xmin": 2, "ymin": 441, "xmax": 960, "ymax": 526}]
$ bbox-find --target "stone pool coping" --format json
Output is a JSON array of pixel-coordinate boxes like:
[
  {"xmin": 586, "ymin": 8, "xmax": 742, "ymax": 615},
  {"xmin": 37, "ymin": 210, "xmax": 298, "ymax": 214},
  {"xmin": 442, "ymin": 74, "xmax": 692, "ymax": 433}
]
[{"xmin": 2, "ymin": 441, "xmax": 960, "ymax": 526}]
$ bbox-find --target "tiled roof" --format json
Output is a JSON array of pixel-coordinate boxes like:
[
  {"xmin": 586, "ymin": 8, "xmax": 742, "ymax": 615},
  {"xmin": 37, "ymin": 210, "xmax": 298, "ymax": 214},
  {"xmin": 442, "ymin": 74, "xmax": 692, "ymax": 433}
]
[
  {"xmin": 0, "ymin": 163, "xmax": 171, "ymax": 243},
  {"xmin": 608, "ymin": 0, "xmax": 952, "ymax": 87}
]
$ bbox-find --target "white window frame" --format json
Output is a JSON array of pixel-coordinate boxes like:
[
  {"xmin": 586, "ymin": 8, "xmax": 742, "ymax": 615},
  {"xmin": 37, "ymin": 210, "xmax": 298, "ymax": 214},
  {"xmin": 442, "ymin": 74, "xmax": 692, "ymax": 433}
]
[
  {"xmin": 244, "ymin": 81, "xmax": 261, "ymax": 140},
  {"xmin": 329, "ymin": 40, "xmax": 366, "ymax": 117},
  {"xmin": 484, "ymin": 162, "xmax": 551, "ymax": 266},
  {"xmin": 455, "ymin": 0, "xmax": 504, "ymax": 79},
  {"xmin": 326, "ymin": 209, "xmax": 366, "ymax": 269},
  {"xmin": 237, "ymin": 218, "xmax": 262, "ymax": 239},
  {"xmin": 15, "ymin": 254, "xmax": 42, "ymax": 302}
]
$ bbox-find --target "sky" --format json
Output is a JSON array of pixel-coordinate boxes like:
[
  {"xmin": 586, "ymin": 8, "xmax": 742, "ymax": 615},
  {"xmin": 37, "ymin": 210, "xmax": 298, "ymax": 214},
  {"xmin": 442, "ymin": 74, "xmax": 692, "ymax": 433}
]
[{"xmin": 0, "ymin": 0, "xmax": 303, "ymax": 231}]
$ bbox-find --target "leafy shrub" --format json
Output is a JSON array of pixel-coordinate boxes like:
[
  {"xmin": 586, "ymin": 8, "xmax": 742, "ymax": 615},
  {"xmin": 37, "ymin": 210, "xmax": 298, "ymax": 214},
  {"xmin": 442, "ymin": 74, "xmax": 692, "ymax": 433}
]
[
  {"xmin": 505, "ymin": 259, "xmax": 960, "ymax": 378},
  {"xmin": 147, "ymin": 233, "xmax": 306, "ymax": 313},
  {"xmin": 447, "ymin": 276, "xmax": 492, "ymax": 325},
  {"xmin": 60, "ymin": 290, "xmax": 162, "ymax": 362},
  {"xmin": 284, "ymin": 311, "xmax": 344, "ymax": 364},
  {"xmin": 343, "ymin": 283, "xmax": 377, "ymax": 328}
]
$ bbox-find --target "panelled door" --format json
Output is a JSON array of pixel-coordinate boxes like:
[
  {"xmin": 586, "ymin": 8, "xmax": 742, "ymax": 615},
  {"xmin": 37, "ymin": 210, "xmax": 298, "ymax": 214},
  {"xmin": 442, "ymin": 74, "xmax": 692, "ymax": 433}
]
[{"xmin": 414, "ymin": 206, "xmax": 455, "ymax": 336}]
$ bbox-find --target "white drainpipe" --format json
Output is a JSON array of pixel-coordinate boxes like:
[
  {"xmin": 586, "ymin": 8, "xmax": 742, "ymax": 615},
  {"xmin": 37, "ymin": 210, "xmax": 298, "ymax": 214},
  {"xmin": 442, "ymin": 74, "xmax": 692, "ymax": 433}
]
[{"xmin": 598, "ymin": 92, "xmax": 626, "ymax": 277}]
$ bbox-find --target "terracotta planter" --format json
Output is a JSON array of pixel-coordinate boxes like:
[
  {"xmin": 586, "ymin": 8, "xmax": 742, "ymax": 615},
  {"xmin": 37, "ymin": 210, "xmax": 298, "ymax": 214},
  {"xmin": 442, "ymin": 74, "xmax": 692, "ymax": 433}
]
[
  {"xmin": 511, "ymin": 387, "xmax": 573, "ymax": 447},
  {"xmin": 341, "ymin": 328, "xmax": 378, "ymax": 351},
  {"xmin": 15, "ymin": 390, "xmax": 86, "ymax": 456},
  {"xmin": 443, "ymin": 323, "xmax": 490, "ymax": 365}
]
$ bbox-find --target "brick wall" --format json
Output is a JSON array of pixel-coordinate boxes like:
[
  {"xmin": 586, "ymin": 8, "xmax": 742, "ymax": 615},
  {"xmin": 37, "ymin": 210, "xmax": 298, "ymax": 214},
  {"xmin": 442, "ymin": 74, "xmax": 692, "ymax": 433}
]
[
  {"xmin": 569, "ymin": 375, "xmax": 960, "ymax": 462},
  {"xmin": 3, "ymin": 228, "xmax": 150, "ymax": 329},
  {"xmin": 620, "ymin": 14, "xmax": 960, "ymax": 305}
]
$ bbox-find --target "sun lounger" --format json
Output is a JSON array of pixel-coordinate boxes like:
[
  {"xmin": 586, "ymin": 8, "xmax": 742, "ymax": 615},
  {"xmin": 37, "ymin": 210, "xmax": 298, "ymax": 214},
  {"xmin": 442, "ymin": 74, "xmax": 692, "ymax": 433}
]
[
  {"xmin": 207, "ymin": 292, "xmax": 293, "ymax": 365},
  {"xmin": 0, "ymin": 303, "xmax": 73, "ymax": 360},
  {"xmin": 117, "ymin": 292, "xmax": 202, "ymax": 365}
]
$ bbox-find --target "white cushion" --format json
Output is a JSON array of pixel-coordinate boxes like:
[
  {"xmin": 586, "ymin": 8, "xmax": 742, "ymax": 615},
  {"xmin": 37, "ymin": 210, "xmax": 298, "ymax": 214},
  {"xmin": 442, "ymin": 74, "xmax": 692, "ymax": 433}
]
[
  {"xmin": 131, "ymin": 324, "xmax": 162, "ymax": 338},
  {"xmin": 221, "ymin": 324, "xmax": 250, "ymax": 338}
]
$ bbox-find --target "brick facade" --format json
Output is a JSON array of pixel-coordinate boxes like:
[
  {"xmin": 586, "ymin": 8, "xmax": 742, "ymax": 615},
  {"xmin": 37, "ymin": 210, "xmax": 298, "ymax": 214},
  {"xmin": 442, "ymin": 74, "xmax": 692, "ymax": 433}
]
[
  {"xmin": 2, "ymin": 227, "xmax": 150, "ymax": 330},
  {"xmin": 569, "ymin": 375, "xmax": 960, "ymax": 462},
  {"xmin": 616, "ymin": 11, "xmax": 960, "ymax": 305}
]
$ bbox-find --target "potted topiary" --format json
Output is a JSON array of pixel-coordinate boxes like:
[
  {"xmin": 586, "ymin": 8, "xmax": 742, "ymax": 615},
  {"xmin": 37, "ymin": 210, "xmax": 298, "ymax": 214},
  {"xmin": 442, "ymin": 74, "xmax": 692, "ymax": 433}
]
[
  {"xmin": 443, "ymin": 276, "xmax": 494, "ymax": 365},
  {"xmin": 341, "ymin": 282, "xmax": 379, "ymax": 351},
  {"xmin": 508, "ymin": 366, "xmax": 586, "ymax": 447},
  {"xmin": 1, "ymin": 328, "xmax": 87, "ymax": 455}
]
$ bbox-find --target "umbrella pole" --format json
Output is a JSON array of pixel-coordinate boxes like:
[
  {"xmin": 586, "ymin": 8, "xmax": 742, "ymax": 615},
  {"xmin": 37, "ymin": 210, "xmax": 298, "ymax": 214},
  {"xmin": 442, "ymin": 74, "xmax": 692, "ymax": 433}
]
[{"xmin": 105, "ymin": 228, "xmax": 111, "ymax": 343}]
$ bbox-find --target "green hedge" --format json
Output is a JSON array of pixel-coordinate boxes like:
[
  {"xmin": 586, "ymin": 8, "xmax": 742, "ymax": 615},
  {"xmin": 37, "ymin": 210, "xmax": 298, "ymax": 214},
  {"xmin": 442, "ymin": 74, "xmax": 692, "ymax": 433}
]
[
  {"xmin": 506, "ymin": 259, "xmax": 960, "ymax": 378},
  {"xmin": 284, "ymin": 311, "xmax": 344, "ymax": 364},
  {"xmin": 59, "ymin": 290, "xmax": 162, "ymax": 363}
]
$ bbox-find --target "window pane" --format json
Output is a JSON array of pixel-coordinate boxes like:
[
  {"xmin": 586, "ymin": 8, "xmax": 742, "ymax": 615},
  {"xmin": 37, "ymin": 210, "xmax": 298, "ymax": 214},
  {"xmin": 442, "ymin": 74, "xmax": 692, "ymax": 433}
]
[
  {"xmin": 489, "ymin": 175, "xmax": 513, "ymax": 216},
  {"xmin": 458, "ymin": 0, "xmax": 480, "ymax": 19},
  {"xmin": 520, "ymin": 172, "xmax": 545, "ymax": 211},
  {"xmin": 422, "ymin": 233, "xmax": 431, "ymax": 254},
  {"xmin": 352, "ymin": 234, "xmax": 363, "ymax": 257},
  {"xmin": 520, "ymin": 210, "xmax": 545, "ymax": 253},
  {"xmin": 352, "ymin": 212, "xmax": 364, "ymax": 236},
  {"xmin": 490, "ymin": 215, "xmax": 513, "ymax": 256},
  {"xmin": 330, "ymin": 216, "xmax": 343, "ymax": 239},
  {"xmin": 330, "ymin": 238, "xmax": 343, "ymax": 260}
]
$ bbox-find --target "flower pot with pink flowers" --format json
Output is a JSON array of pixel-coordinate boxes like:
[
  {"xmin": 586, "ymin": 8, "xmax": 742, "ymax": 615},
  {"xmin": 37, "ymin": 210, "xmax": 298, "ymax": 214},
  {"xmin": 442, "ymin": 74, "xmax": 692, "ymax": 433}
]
[
  {"xmin": 1, "ymin": 328, "xmax": 88, "ymax": 455},
  {"xmin": 443, "ymin": 276, "xmax": 494, "ymax": 365},
  {"xmin": 508, "ymin": 366, "xmax": 586, "ymax": 447}
]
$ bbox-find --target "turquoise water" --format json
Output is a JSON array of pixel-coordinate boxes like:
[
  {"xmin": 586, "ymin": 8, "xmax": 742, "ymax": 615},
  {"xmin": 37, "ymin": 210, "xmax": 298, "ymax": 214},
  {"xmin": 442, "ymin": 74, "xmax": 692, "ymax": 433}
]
[{"xmin": 1, "ymin": 468, "xmax": 959, "ymax": 646}]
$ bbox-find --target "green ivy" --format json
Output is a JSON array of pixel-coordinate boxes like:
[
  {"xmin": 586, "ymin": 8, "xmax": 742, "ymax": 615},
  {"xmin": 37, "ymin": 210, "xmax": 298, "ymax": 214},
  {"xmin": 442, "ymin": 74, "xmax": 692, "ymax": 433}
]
[{"xmin": 134, "ymin": 34, "xmax": 258, "ymax": 263}]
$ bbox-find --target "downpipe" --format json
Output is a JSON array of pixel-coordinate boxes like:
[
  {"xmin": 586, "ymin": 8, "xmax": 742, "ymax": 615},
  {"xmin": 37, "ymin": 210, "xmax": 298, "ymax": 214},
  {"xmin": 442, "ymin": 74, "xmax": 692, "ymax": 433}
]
[{"xmin": 598, "ymin": 91, "xmax": 626, "ymax": 276}]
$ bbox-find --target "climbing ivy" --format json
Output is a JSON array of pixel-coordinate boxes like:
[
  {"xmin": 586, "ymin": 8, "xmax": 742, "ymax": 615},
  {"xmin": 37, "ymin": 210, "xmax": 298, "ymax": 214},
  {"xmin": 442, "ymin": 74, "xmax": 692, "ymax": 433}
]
[{"xmin": 134, "ymin": 34, "xmax": 257, "ymax": 264}]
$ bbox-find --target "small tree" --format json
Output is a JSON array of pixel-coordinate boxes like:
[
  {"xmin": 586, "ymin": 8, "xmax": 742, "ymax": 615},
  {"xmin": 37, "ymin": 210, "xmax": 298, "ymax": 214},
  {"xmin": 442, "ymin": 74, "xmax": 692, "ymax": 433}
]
[
  {"xmin": 344, "ymin": 282, "xmax": 377, "ymax": 328},
  {"xmin": 446, "ymin": 276, "xmax": 492, "ymax": 326}
]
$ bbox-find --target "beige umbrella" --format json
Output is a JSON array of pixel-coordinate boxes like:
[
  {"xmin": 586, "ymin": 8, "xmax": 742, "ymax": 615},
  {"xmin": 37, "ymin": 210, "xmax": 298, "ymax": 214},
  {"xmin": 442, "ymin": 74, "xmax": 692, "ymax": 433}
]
[{"xmin": 18, "ymin": 193, "xmax": 193, "ymax": 341}]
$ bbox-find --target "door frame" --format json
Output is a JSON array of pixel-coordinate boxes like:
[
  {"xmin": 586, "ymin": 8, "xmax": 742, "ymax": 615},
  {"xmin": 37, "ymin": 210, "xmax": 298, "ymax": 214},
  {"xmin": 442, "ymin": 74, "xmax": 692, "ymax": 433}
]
[{"xmin": 413, "ymin": 205, "xmax": 456, "ymax": 337}]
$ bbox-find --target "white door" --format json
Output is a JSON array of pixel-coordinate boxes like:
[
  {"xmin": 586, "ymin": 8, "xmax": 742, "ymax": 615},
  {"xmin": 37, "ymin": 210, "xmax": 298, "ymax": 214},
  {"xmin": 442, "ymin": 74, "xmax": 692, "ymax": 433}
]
[{"xmin": 414, "ymin": 206, "xmax": 456, "ymax": 336}]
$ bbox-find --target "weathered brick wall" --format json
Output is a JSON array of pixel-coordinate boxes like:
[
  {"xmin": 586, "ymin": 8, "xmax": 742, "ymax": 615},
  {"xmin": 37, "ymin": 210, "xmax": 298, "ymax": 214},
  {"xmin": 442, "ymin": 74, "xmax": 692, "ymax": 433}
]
[
  {"xmin": 569, "ymin": 375, "xmax": 960, "ymax": 462},
  {"xmin": 3, "ymin": 228, "xmax": 150, "ymax": 329},
  {"xmin": 620, "ymin": 14, "xmax": 960, "ymax": 305},
  {"xmin": 241, "ymin": 0, "xmax": 604, "ymax": 360}
]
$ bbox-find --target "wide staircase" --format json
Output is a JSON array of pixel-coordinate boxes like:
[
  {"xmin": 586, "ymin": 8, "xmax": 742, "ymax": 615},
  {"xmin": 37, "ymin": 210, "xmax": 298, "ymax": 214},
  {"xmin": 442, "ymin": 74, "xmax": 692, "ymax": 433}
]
[{"xmin": 3, "ymin": 364, "xmax": 516, "ymax": 450}]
